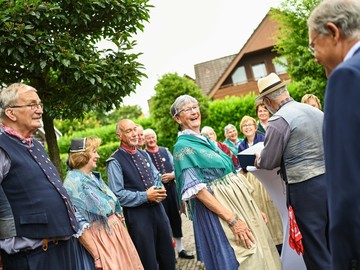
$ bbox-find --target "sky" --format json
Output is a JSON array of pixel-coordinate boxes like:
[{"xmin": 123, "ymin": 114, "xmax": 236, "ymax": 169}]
[{"xmin": 117, "ymin": 0, "xmax": 283, "ymax": 115}]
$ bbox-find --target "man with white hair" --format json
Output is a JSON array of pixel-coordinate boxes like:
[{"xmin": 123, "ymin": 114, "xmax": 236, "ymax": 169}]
[
  {"xmin": 308, "ymin": 0, "xmax": 360, "ymax": 268},
  {"xmin": 0, "ymin": 83, "xmax": 79, "ymax": 269},
  {"xmin": 254, "ymin": 73, "xmax": 330, "ymax": 269}
]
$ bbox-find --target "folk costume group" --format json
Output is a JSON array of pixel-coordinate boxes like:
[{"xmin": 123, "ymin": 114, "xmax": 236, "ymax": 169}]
[{"xmin": 3, "ymin": 1, "xmax": 360, "ymax": 268}]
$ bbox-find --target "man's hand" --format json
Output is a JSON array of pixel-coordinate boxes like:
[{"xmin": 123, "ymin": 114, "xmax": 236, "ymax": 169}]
[
  {"xmin": 147, "ymin": 186, "xmax": 167, "ymax": 203},
  {"xmin": 254, "ymin": 152, "xmax": 261, "ymax": 168},
  {"xmin": 161, "ymin": 172, "xmax": 174, "ymax": 184}
]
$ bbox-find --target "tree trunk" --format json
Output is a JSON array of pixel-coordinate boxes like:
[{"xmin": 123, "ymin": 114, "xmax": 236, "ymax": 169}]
[{"xmin": 42, "ymin": 112, "xmax": 64, "ymax": 179}]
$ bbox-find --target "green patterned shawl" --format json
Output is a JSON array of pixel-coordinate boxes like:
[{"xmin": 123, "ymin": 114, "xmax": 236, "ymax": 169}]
[{"xmin": 173, "ymin": 133, "xmax": 235, "ymax": 217}]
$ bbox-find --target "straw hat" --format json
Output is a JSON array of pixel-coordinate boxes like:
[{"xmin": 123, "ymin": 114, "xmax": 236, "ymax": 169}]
[{"xmin": 255, "ymin": 73, "xmax": 290, "ymax": 102}]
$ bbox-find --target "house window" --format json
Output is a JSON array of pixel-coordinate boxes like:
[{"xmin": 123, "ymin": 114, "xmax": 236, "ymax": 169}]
[
  {"xmin": 252, "ymin": 63, "xmax": 267, "ymax": 80},
  {"xmin": 274, "ymin": 57, "xmax": 287, "ymax": 74},
  {"xmin": 231, "ymin": 66, "xmax": 247, "ymax": 85}
]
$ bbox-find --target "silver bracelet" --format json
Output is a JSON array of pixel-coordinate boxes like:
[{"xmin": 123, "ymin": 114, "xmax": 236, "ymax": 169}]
[{"xmin": 228, "ymin": 215, "xmax": 239, "ymax": 228}]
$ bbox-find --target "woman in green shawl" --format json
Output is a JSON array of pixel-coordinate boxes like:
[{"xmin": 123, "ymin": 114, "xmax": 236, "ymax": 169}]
[{"xmin": 170, "ymin": 95, "xmax": 281, "ymax": 270}]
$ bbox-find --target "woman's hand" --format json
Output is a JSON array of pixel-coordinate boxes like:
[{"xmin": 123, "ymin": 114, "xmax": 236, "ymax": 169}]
[
  {"xmin": 261, "ymin": 211, "xmax": 268, "ymax": 224},
  {"xmin": 231, "ymin": 219, "xmax": 255, "ymax": 249},
  {"xmin": 194, "ymin": 189, "xmax": 256, "ymax": 249},
  {"xmin": 161, "ymin": 172, "xmax": 174, "ymax": 184}
]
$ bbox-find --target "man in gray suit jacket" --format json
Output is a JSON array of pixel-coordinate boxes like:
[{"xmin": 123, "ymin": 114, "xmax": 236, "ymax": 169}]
[{"xmin": 308, "ymin": 1, "xmax": 360, "ymax": 269}]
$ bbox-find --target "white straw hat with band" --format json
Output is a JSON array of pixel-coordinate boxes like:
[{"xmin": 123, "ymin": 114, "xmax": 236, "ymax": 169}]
[{"xmin": 255, "ymin": 73, "xmax": 291, "ymax": 102}]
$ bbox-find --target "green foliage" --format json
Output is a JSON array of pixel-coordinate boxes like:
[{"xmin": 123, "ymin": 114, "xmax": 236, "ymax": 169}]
[
  {"xmin": 103, "ymin": 105, "xmax": 143, "ymax": 125},
  {"xmin": 54, "ymin": 111, "xmax": 102, "ymax": 136},
  {"xmin": 271, "ymin": 0, "xmax": 326, "ymax": 100},
  {"xmin": 0, "ymin": 0, "xmax": 152, "ymax": 120},
  {"xmin": 135, "ymin": 117, "xmax": 154, "ymax": 130},
  {"xmin": 0, "ymin": 0, "xmax": 152, "ymax": 171},
  {"xmin": 149, "ymin": 73, "xmax": 210, "ymax": 152},
  {"xmin": 57, "ymin": 124, "xmax": 118, "ymax": 154},
  {"xmin": 287, "ymin": 78, "xmax": 326, "ymax": 106},
  {"xmin": 202, "ymin": 94, "xmax": 258, "ymax": 141},
  {"xmin": 55, "ymin": 105, "xmax": 144, "ymax": 136}
]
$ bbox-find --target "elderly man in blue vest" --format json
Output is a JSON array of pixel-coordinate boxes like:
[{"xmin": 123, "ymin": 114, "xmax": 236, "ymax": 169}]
[
  {"xmin": 0, "ymin": 83, "xmax": 79, "ymax": 269},
  {"xmin": 106, "ymin": 119, "xmax": 176, "ymax": 270},
  {"xmin": 254, "ymin": 73, "xmax": 331, "ymax": 269}
]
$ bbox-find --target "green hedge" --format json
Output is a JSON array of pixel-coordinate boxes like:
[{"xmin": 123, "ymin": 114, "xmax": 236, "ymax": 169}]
[
  {"xmin": 202, "ymin": 94, "xmax": 258, "ymax": 142},
  {"xmin": 58, "ymin": 124, "xmax": 117, "ymax": 153}
]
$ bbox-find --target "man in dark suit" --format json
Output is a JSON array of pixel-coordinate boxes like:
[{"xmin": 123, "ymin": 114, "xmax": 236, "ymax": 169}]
[
  {"xmin": 308, "ymin": 1, "xmax": 360, "ymax": 269},
  {"xmin": 0, "ymin": 83, "xmax": 79, "ymax": 269}
]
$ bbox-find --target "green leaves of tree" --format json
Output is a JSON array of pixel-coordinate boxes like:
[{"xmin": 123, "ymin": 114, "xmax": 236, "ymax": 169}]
[
  {"xmin": 0, "ymin": 0, "xmax": 152, "ymax": 174},
  {"xmin": 150, "ymin": 73, "xmax": 210, "ymax": 152},
  {"xmin": 271, "ymin": 0, "xmax": 326, "ymax": 102}
]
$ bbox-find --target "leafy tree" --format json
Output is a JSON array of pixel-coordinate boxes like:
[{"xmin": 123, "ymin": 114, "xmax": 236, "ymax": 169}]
[
  {"xmin": 271, "ymin": 0, "xmax": 326, "ymax": 103},
  {"xmin": 54, "ymin": 111, "xmax": 102, "ymax": 136},
  {"xmin": 0, "ymin": 0, "xmax": 151, "ymax": 176},
  {"xmin": 104, "ymin": 105, "xmax": 143, "ymax": 125},
  {"xmin": 150, "ymin": 73, "xmax": 210, "ymax": 152}
]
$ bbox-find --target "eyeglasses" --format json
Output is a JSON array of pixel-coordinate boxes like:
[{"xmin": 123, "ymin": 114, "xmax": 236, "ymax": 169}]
[
  {"xmin": 308, "ymin": 33, "xmax": 320, "ymax": 55},
  {"xmin": 178, "ymin": 105, "xmax": 199, "ymax": 115},
  {"xmin": 9, "ymin": 103, "xmax": 43, "ymax": 110},
  {"xmin": 242, "ymin": 124, "xmax": 255, "ymax": 128}
]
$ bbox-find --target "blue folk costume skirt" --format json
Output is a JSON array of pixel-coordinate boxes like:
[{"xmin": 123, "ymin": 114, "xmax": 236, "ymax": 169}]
[{"xmin": 191, "ymin": 173, "xmax": 282, "ymax": 270}]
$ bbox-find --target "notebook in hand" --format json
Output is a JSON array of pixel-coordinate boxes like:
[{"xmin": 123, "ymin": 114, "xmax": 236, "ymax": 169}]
[
  {"xmin": 237, "ymin": 153, "xmax": 256, "ymax": 169},
  {"xmin": 237, "ymin": 142, "xmax": 264, "ymax": 170}
]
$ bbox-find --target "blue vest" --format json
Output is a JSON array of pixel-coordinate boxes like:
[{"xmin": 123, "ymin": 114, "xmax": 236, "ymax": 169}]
[
  {"xmin": 0, "ymin": 133, "xmax": 77, "ymax": 239},
  {"xmin": 145, "ymin": 147, "xmax": 173, "ymax": 174},
  {"xmin": 111, "ymin": 148, "xmax": 156, "ymax": 191}
]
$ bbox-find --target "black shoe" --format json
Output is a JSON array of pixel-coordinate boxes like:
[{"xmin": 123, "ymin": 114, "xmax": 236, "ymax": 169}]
[{"xmin": 178, "ymin": 250, "xmax": 195, "ymax": 259}]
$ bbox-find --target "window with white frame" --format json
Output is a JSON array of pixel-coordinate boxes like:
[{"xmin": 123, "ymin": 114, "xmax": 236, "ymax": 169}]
[
  {"xmin": 252, "ymin": 63, "xmax": 267, "ymax": 80},
  {"xmin": 231, "ymin": 66, "xmax": 247, "ymax": 85},
  {"xmin": 273, "ymin": 57, "xmax": 287, "ymax": 74}
]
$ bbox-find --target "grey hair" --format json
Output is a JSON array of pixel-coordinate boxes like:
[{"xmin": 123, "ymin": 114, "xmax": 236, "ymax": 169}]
[
  {"xmin": 143, "ymin": 128, "xmax": 156, "ymax": 138},
  {"xmin": 265, "ymin": 86, "xmax": 288, "ymax": 100},
  {"xmin": 224, "ymin": 124, "xmax": 237, "ymax": 136},
  {"xmin": 170, "ymin": 95, "xmax": 198, "ymax": 117},
  {"xmin": 0, "ymin": 83, "xmax": 37, "ymax": 119},
  {"xmin": 307, "ymin": 0, "xmax": 360, "ymax": 39},
  {"xmin": 200, "ymin": 126, "xmax": 215, "ymax": 136}
]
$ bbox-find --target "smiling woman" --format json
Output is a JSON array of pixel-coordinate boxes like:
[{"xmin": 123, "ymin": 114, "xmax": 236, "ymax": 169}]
[
  {"xmin": 64, "ymin": 136, "xmax": 144, "ymax": 270},
  {"xmin": 170, "ymin": 94, "xmax": 282, "ymax": 270}
]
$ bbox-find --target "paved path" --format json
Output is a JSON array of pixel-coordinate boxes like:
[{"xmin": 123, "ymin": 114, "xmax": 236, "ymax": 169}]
[{"xmin": 176, "ymin": 214, "xmax": 205, "ymax": 270}]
